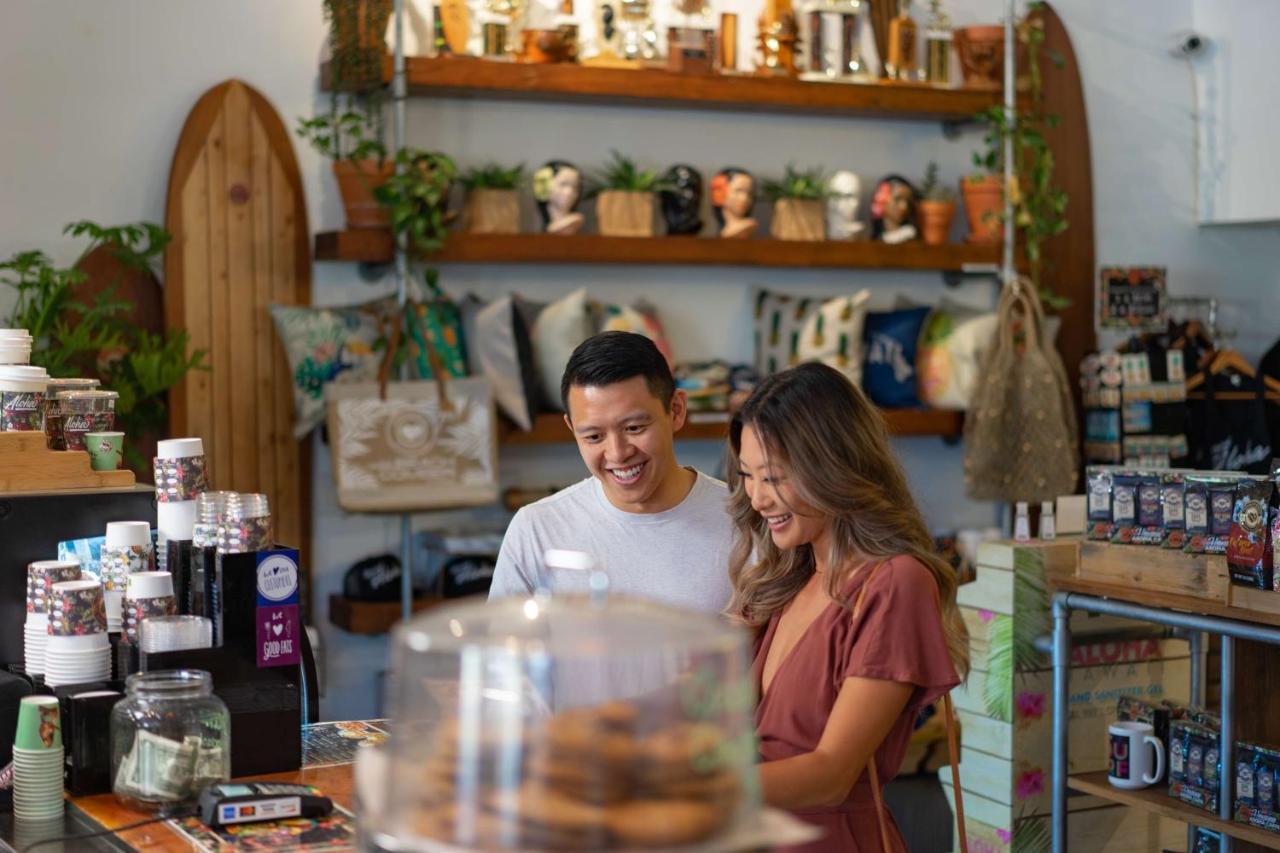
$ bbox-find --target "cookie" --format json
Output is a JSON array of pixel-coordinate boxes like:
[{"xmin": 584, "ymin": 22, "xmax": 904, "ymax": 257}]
[
  {"xmin": 605, "ymin": 798, "xmax": 729, "ymax": 846},
  {"xmin": 641, "ymin": 769, "xmax": 740, "ymax": 805},
  {"xmin": 487, "ymin": 782, "xmax": 609, "ymax": 835}
]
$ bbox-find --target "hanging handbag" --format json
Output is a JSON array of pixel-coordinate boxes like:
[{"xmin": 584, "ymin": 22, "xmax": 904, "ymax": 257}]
[
  {"xmin": 325, "ymin": 301, "xmax": 499, "ymax": 512},
  {"xmin": 964, "ymin": 278, "xmax": 1079, "ymax": 502}
]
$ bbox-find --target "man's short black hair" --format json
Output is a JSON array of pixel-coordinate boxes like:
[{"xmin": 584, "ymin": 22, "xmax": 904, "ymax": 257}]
[{"xmin": 560, "ymin": 331, "xmax": 676, "ymax": 414}]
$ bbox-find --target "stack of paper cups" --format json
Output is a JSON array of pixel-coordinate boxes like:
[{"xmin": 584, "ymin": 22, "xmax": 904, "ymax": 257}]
[
  {"xmin": 102, "ymin": 522, "xmax": 154, "ymax": 633},
  {"xmin": 45, "ymin": 580, "xmax": 111, "ymax": 687},
  {"xmin": 0, "ymin": 329, "xmax": 33, "ymax": 365},
  {"xmin": 123, "ymin": 572, "xmax": 177, "ymax": 645},
  {"xmin": 12, "ymin": 696, "xmax": 65, "ymax": 821},
  {"xmin": 25, "ymin": 559, "xmax": 81, "ymax": 675},
  {"xmin": 154, "ymin": 438, "xmax": 207, "ymax": 569},
  {"xmin": 139, "ymin": 615, "xmax": 214, "ymax": 654}
]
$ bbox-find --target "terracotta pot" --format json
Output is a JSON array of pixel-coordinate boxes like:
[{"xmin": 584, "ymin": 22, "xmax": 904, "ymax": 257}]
[
  {"xmin": 954, "ymin": 25, "xmax": 1004, "ymax": 91},
  {"xmin": 518, "ymin": 27, "xmax": 579, "ymax": 63},
  {"xmin": 961, "ymin": 175, "xmax": 1004, "ymax": 244},
  {"xmin": 334, "ymin": 160, "xmax": 393, "ymax": 229},
  {"xmin": 770, "ymin": 199, "xmax": 825, "ymax": 241},
  {"xmin": 597, "ymin": 191, "xmax": 656, "ymax": 237},
  {"xmin": 918, "ymin": 199, "xmax": 956, "ymax": 246},
  {"xmin": 462, "ymin": 189, "xmax": 520, "ymax": 234}
]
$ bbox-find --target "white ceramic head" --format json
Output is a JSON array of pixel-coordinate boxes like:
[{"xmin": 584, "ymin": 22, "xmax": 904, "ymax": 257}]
[{"xmin": 826, "ymin": 170, "xmax": 863, "ymax": 239}]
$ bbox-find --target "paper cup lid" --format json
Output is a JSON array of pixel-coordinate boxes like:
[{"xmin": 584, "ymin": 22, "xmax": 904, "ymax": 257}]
[
  {"xmin": 126, "ymin": 571, "xmax": 173, "ymax": 598},
  {"xmin": 105, "ymin": 521, "xmax": 152, "ymax": 547},
  {"xmin": 0, "ymin": 366, "xmax": 48, "ymax": 380},
  {"xmin": 51, "ymin": 579, "xmax": 100, "ymax": 594},
  {"xmin": 29, "ymin": 559, "xmax": 80, "ymax": 573},
  {"xmin": 156, "ymin": 438, "xmax": 204, "ymax": 459}
]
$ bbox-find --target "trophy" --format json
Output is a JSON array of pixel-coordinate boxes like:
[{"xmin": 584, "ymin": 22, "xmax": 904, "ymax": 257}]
[
  {"xmin": 799, "ymin": 0, "xmax": 871, "ymax": 82},
  {"xmin": 756, "ymin": 0, "xmax": 800, "ymax": 77}
]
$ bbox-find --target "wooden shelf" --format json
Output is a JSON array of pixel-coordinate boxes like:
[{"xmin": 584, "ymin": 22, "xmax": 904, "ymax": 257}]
[
  {"xmin": 328, "ymin": 593, "xmax": 450, "ymax": 635},
  {"xmin": 0, "ymin": 432, "xmax": 135, "ymax": 493},
  {"xmin": 1068, "ymin": 771, "xmax": 1280, "ymax": 849},
  {"xmin": 500, "ymin": 409, "xmax": 962, "ymax": 445},
  {"xmin": 322, "ymin": 55, "xmax": 1001, "ymax": 120},
  {"xmin": 315, "ymin": 230, "xmax": 1002, "ymax": 271}
]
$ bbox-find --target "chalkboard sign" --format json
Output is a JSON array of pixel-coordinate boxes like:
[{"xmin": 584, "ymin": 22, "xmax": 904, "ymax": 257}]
[{"xmin": 1099, "ymin": 267, "xmax": 1166, "ymax": 329}]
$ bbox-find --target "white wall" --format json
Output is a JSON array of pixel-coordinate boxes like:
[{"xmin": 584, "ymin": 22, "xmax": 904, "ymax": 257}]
[{"xmin": 3, "ymin": 0, "xmax": 1277, "ymax": 720}]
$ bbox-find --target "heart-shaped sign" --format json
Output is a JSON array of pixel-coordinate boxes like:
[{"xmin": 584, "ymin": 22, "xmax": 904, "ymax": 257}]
[
  {"xmin": 398, "ymin": 422, "xmax": 426, "ymax": 444},
  {"xmin": 273, "ymin": 623, "xmax": 283, "ymax": 636}
]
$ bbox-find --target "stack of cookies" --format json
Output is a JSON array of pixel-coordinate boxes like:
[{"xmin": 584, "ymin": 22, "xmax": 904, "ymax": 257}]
[{"xmin": 414, "ymin": 701, "xmax": 742, "ymax": 849}]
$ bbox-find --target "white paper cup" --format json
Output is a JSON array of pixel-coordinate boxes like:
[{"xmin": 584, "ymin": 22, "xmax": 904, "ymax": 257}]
[
  {"xmin": 46, "ymin": 632, "xmax": 109, "ymax": 654},
  {"xmin": 105, "ymin": 521, "xmax": 152, "ymax": 548},
  {"xmin": 156, "ymin": 437, "xmax": 205, "ymax": 459},
  {"xmin": 125, "ymin": 571, "xmax": 173, "ymax": 599}
]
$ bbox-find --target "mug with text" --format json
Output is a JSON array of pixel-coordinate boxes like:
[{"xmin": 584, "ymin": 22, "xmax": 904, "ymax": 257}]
[{"xmin": 1109, "ymin": 720, "xmax": 1164, "ymax": 789}]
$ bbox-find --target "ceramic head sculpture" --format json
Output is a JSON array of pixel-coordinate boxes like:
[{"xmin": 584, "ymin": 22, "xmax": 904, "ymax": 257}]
[
  {"xmin": 710, "ymin": 167, "xmax": 758, "ymax": 239},
  {"xmin": 532, "ymin": 160, "xmax": 585, "ymax": 235},
  {"xmin": 825, "ymin": 170, "xmax": 864, "ymax": 239},
  {"xmin": 660, "ymin": 164, "xmax": 704, "ymax": 236},
  {"xmin": 870, "ymin": 173, "xmax": 920, "ymax": 244}
]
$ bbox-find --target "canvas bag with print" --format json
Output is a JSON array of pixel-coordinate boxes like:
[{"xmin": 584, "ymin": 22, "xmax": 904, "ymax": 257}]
[{"xmin": 325, "ymin": 301, "xmax": 498, "ymax": 512}]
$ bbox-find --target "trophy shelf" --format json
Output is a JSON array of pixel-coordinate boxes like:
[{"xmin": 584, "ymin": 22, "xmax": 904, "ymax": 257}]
[
  {"xmin": 315, "ymin": 230, "xmax": 1002, "ymax": 272},
  {"xmin": 321, "ymin": 55, "xmax": 1001, "ymax": 121}
]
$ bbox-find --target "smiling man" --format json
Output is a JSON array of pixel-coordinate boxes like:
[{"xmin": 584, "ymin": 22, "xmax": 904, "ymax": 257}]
[{"xmin": 487, "ymin": 331, "xmax": 734, "ymax": 614}]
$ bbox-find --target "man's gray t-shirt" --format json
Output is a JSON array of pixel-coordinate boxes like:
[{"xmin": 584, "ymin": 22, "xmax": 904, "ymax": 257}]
[{"xmin": 488, "ymin": 469, "xmax": 734, "ymax": 614}]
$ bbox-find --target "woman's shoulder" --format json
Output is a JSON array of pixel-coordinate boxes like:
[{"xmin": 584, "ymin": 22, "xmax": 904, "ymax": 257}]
[{"xmin": 840, "ymin": 554, "xmax": 936, "ymax": 602}]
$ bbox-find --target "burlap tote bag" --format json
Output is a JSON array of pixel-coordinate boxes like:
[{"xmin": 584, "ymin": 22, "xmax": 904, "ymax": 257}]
[
  {"xmin": 964, "ymin": 279, "xmax": 1079, "ymax": 502},
  {"xmin": 325, "ymin": 302, "xmax": 498, "ymax": 512}
]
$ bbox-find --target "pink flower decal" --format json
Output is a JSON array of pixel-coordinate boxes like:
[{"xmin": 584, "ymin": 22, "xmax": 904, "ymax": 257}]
[
  {"xmin": 978, "ymin": 609, "xmax": 995, "ymax": 623},
  {"xmin": 1015, "ymin": 769, "xmax": 1044, "ymax": 800},
  {"xmin": 996, "ymin": 828, "xmax": 1012, "ymax": 843},
  {"xmin": 1016, "ymin": 691, "xmax": 1045, "ymax": 720}
]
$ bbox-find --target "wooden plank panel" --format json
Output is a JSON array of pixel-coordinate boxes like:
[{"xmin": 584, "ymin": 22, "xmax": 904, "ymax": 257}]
[
  {"xmin": 206, "ymin": 107, "xmax": 232, "ymax": 489},
  {"xmin": 270, "ymin": 148, "xmax": 302, "ymax": 557},
  {"xmin": 179, "ymin": 148, "xmax": 214, "ymax": 446},
  {"xmin": 250, "ymin": 113, "xmax": 278, "ymax": 511},
  {"xmin": 223, "ymin": 83, "xmax": 259, "ymax": 490},
  {"xmin": 1079, "ymin": 540, "xmax": 1229, "ymax": 603},
  {"xmin": 957, "ymin": 564, "xmax": 1014, "ymax": 615},
  {"xmin": 958, "ymin": 807, "xmax": 1189, "ymax": 853}
]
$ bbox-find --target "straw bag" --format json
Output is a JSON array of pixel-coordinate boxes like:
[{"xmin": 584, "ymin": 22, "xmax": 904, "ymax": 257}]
[
  {"xmin": 325, "ymin": 302, "xmax": 498, "ymax": 513},
  {"xmin": 964, "ymin": 279, "xmax": 1079, "ymax": 502}
]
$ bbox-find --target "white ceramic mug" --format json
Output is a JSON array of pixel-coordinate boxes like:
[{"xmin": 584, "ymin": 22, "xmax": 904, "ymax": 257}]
[{"xmin": 1108, "ymin": 721, "xmax": 1164, "ymax": 789}]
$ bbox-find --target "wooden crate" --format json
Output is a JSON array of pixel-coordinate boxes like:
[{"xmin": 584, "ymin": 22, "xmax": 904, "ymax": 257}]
[
  {"xmin": 0, "ymin": 432, "xmax": 135, "ymax": 493},
  {"xmin": 1078, "ymin": 540, "xmax": 1229, "ymax": 603},
  {"xmin": 948, "ymin": 801, "xmax": 1186, "ymax": 853}
]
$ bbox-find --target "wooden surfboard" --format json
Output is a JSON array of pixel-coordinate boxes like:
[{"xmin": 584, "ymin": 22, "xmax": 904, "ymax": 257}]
[{"xmin": 164, "ymin": 79, "xmax": 311, "ymax": 586}]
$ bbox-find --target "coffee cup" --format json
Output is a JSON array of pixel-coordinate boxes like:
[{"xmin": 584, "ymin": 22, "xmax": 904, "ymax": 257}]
[{"xmin": 1108, "ymin": 721, "xmax": 1164, "ymax": 789}]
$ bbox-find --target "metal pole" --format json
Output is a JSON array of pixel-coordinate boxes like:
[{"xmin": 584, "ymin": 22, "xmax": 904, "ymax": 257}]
[
  {"xmin": 1187, "ymin": 630, "xmax": 1204, "ymax": 853},
  {"xmin": 1061, "ymin": 593, "xmax": 1280, "ymax": 645},
  {"xmin": 393, "ymin": 0, "xmax": 413, "ymax": 624},
  {"xmin": 1002, "ymin": 0, "xmax": 1015, "ymax": 290},
  {"xmin": 1051, "ymin": 593, "xmax": 1071, "ymax": 852},
  {"xmin": 1219, "ymin": 635, "xmax": 1234, "ymax": 852}
]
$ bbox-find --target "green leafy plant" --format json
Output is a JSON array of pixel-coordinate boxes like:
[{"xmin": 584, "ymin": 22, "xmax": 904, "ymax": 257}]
[
  {"xmin": 589, "ymin": 151, "xmax": 670, "ymax": 195},
  {"xmin": 972, "ymin": 6, "xmax": 1069, "ymax": 309},
  {"xmin": 460, "ymin": 163, "xmax": 526, "ymax": 192},
  {"xmin": 763, "ymin": 164, "xmax": 827, "ymax": 201},
  {"xmin": 0, "ymin": 221, "xmax": 206, "ymax": 469},
  {"xmin": 374, "ymin": 149, "xmax": 459, "ymax": 256},
  {"xmin": 296, "ymin": 0, "xmax": 390, "ymax": 163},
  {"xmin": 921, "ymin": 162, "xmax": 956, "ymax": 203}
]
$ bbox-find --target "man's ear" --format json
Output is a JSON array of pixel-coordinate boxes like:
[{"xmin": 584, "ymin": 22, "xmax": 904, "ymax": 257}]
[
  {"xmin": 669, "ymin": 389, "xmax": 688, "ymax": 432},
  {"xmin": 562, "ymin": 413, "xmax": 573, "ymax": 436}
]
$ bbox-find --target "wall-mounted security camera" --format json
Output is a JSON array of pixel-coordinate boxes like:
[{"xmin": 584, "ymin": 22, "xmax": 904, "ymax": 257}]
[{"xmin": 1169, "ymin": 31, "xmax": 1210, "ymax": 59}]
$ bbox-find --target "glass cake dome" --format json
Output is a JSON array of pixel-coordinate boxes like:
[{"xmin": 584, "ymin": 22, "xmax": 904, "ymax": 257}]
[{"xmin": 369, "ymin": 557, "xmax": 759, "ymax": 851}]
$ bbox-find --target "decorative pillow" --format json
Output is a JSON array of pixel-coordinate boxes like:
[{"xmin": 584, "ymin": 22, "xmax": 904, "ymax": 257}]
[
  {"xmin": 917, "ymin": 300, "xmax": 999, "ymax": 410},
  {"xmin": 593, "ymin": 299, "xmax": 676, "ymax": 369},
  {"xmin": 270, "ymin": 298, "xmax": 392, "ymax": 438},
  {"xmin": 532, "ymin": 288, "xmax": 594, "ymax": 412},
  {"xmin": 753, "ymin": 288, "xmax": 824, "ymax": 375},
  {"xmin": 795, "ymin": 290, "xmax": 872, "ymax": 387},
  {"xmin": 862, "ymin": 306, "xmax": 931, "ymax": 408},
  {"xmin": 409, "ymin": 298, "xmax": 468, "ymax": 381},
  {"xmin": 459, "ymin": 294, "xmax": 541, "ymax": 431}
]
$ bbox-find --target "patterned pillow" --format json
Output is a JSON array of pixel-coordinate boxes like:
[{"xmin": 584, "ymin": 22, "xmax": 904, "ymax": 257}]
[
  {"xmin": 270, "ymin": 298, "xmax": 393, "ymax": 438},
  {"xmin": 459, "ymin": 294, "xmax": 540, "ymax": 431},
  {"xmin": 754, "ymin": 287, "xmax": 870, "ymax": 381},
  {"xmin": 593, "ymin": 300, "xmax": 676, "ymax": 369},
  {"xmin": 408, "ymin": 298, "xmax": 468, "ymax": 381},
  {"xmin": 916, "ymin": 301, "xmax": 999, "ymax": 410},
  {"xmin": 862, "ymin": 306, "xmax": 931, "ymax": 408}
]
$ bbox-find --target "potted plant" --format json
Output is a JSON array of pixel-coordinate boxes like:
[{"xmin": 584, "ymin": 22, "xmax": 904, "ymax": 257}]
[
  {"xmin": 765, "ymin": 164, "xmax": 826, "ymax": 241},
  {"xmin": 590, "ymin": 152, "xmax": 668, "ymax": 238},
  {"xmin": 918, "ymin": 162, "xmax": 956, "ymax": 246},
  {"xmin": 374, "ymin": 148, "xmax": 459, "ymax": 255},
  {"xmin": 969, "ymin": 10, "xmax": 1069, "ymax": 305},
  {"xmin": 297, "ymin": 0, "xmax": 393, "ymax": 229},
  {"xmin": 460, "ymin": 163, "xmax": 525, "ymax": 235},
  {"xmin": 0, "ymin": 221, "xmax": 205, "ymax": 473}
]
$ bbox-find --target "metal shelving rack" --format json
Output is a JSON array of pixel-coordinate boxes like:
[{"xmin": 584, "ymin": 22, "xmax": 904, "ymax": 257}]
[{"xmin": 1051, "ymin": 591, "xmax": 1280, "ymax": 852}]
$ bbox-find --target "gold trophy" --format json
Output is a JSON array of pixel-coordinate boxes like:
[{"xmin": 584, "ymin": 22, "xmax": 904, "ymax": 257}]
[{"xmin": 756, "ymin": 0, "xmax": 800, "ymax": 77}]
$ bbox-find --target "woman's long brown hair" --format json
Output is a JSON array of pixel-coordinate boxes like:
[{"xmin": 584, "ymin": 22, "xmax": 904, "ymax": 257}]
[{"xmin": 725, "ymin": 362, "xmax": 969, "ymax": 679}]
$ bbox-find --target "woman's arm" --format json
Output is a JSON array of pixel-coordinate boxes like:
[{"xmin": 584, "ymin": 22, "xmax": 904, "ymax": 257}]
[{"xmin": 759, "ymin": 676, "xmax": 913, "ymax": 810}]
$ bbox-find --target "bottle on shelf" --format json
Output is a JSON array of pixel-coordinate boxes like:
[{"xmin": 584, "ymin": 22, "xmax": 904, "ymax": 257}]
[
  {"xmin": 1039, "ymin": 500, "xmax": 1056, "ymax": 540},
  {"xmin": 923, "ymin": 0, "xmax": 952, "ymax": 85},
  {"xmin": 1014, "ymin": 501, "xmax": 1031, "ymax": 542},
  {"xmin": 885, "ymin": 0, "xmax": 919, "ymax": 81}
]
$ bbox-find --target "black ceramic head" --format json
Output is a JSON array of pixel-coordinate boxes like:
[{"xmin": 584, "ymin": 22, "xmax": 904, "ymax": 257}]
[{"xmin": 660, "ymin": 164, "xmax": 704, "ymax": 235}]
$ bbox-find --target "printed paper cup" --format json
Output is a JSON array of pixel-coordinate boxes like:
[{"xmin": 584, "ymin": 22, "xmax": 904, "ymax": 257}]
[
  {"xmin": 0, "ymin": 366, "xmax": 49, "ymax": 432},
  {"xmin": 43, "ymin": 378, "xmax": 99, "ymax": 449},
  {"xmin": 27, "ymin": 559, "xmax": 81, "ymax": 614},
  {"xmin": 154, "ymin": 453, "xmax": 209, "ymax": 502},
  {"xmin": 124, "ymin": 594, "xmax": 178, "ymax": 644},
  {"xmin": 48, "ymin": 579, "xmax": 107, "ymax": 636},
  {"xmin": 14, "ymin": 696, "xmax": 62, "ymax": 751},
  {"xmin": 86, "ymin": 431, "xmax": 124, "ymax": 471},
  {"xmin": 57, "ymin": 389, "xmax": 117, "ymax": 451}
]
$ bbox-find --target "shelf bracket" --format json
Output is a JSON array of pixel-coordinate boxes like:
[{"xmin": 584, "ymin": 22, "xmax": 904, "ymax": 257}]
[
  {"xmin": 941, "ymin": 119, "xmax": 967, "ymax": 140},
  {"xmin": 941, "ymin": 262, "xmax": 1000, "ymax": 288}
]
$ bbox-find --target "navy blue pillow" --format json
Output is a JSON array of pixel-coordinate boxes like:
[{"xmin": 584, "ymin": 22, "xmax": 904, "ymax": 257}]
[{"xmin": 862, "ymin": 307, "xmax": 930, "ymax": 408}]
